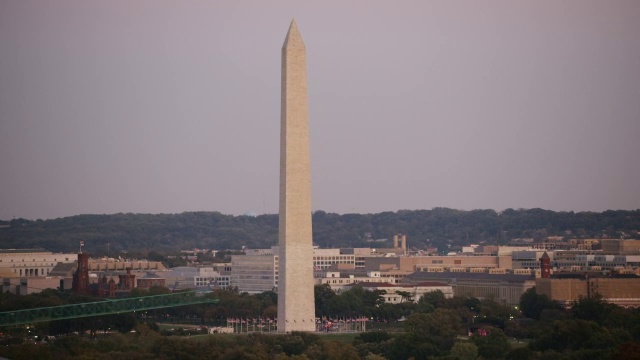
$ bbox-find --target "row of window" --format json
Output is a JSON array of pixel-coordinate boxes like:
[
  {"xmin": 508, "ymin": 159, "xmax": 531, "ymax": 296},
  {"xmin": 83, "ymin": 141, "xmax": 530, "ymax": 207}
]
[
  {"xmin": 313, "ymin": 256, "xmax": 354, "ymax": 261},
  {"xmin": 14, "ymin": 268, "xmax": 49, "ymax": 277},
  {"xmin": 429, "ymin": 260, "xmax": 468, "ymax": 265},
  {"xmin": 0, "ymin": 258, "xmax": 70, "ymax": 262},
  {"xmin": 10, "ymin": 263, "xmax": 57, "ymax": 267},
  {"xmin": 324, "ymin": 278, "xmax": 391, "ymax": 285}
]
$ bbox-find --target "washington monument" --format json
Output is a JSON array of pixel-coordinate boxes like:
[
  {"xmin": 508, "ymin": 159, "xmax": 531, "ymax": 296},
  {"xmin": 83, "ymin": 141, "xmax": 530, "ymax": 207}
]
[{"xmin": 277, "ymin": 19, "xmax": 316, "ymax": 332}]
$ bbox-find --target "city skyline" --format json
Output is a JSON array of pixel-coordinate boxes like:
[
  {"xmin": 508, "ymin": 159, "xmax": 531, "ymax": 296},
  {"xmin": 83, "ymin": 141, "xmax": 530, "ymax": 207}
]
[{"xmin": 1, "ymin": 1, "xmax": 639, "ymax": 220}]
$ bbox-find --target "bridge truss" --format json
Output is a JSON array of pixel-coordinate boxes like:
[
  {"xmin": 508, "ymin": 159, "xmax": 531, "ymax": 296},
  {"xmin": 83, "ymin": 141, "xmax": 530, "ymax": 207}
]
[{"xmin": 0, "ymin": 292, "xmax": 218, "ymax": 327}]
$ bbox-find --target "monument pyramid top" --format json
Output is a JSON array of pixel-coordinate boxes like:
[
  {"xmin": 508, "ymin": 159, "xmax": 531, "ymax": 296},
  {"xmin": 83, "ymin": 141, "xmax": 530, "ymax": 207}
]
[{"xmin": 283, "ymin": 18, "xmax": 305, "ymax": 49}]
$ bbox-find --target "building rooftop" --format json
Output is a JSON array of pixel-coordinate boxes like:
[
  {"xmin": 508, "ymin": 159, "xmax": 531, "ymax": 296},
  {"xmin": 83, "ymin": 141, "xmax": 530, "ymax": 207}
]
[
  {"xmin": 550, "ymin": 272, "xmax": 640, "ymax": 279},
  {"xmin": 0, "ymin": 248, "xmax": 51, "ymax": 254},
  {"xmin": 344, "ymin": 281, "xmax": 449, "ymax": 289},
  {"xmin": 49, "ymin": 262, "xmax": 77, "ymax": 277},
  {"xmin": 140, "ymin": 272, "xmax": 164, "ymax": 279},
  {"xmin": 403, "ymin": 271, "xmax": 535, "ymax": 284}
]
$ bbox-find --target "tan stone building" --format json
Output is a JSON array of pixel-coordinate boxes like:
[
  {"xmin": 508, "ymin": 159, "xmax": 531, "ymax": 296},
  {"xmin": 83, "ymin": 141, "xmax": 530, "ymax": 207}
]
[
  {"xmin": 89, "ymin": 258, "xmax": 166, "ymax": 271},
  {"xmin": 601, "ymin": 239, "xmax": 640, "ymax": 255},
  {"xmin": 363, "ymin": 255, "xmax": 504, "ymax": 273},
  {"xmin": 1, "ymin": 277, "xmax": 65, "ymax": 295},
  {"xmin": 313, "ymin": 248, "xmax": 356, "ymax": 270},
  {"xmin": 0, "ymin": 248, "xmax": 77, "ymax": 277},
  {"xmin": 536, "ymin": 276, "xmax": 640, "ymax": 307},
  {"xmin": 315, "ymin": 271, "xmax": 406, "ymax": 292}
]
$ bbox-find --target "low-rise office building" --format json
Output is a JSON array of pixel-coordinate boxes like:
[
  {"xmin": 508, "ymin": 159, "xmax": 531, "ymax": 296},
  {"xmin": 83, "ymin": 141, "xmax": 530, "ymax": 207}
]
[
  {"xmin": 161, "ymin": 266, "xmax": 231, "ymax": 290},
  {"xmin": 342, "ymin": 281, "xmax": 454, "ymax": 304},
  {"xmin": 1, "ymin": 276, "xmax": 69, "ymax": 295},
  {"xmin": 601, "ymin": 239, "xmax": 640, "ymax": 255},
  {"xmin": 89, "ymin": 258, "xmax": 166, "ymax": 271},
  {"xmin": 402, "ymin": 271, "xmax": 535, "ymax": 306},
  {"xmin": 136, "ymin": 272, "xmax": 165, "ymax": 289},
  {"xmin": 231, "ymin": 252, "xmax": 278, "ymax": 294},
  {"xmin": 0, "ymin": 248, "xmax": 77, "ymax": 278},
  {"xmin": 536, "ymin": 275, "xmax": 640, "ymax": 307}
]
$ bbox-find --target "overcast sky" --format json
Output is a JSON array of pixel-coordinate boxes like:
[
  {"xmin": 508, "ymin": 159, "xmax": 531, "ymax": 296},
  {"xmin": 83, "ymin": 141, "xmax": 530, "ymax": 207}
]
[{"xmin": 1, "ymin": 1, "xmax": 639, "ymax": 220}]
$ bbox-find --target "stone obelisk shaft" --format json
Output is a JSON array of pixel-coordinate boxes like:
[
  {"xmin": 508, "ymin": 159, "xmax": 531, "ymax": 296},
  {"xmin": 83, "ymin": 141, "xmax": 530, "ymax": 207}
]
[{"xmin": 277, "ymin": 19, "xmax": 315, "ymax": 332}]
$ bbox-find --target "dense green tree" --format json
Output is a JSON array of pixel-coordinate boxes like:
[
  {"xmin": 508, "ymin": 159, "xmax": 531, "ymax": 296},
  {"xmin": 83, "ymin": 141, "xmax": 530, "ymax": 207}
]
[
  {"xmin": 3, "ymin": 209, "xmax": 639, "ymax": 253},
  {"xmin": 325, "ymin": 292, "xmax": 353, "ymax": 318},
  {"xmin": 317, "ymin": 285, "xmax": 387, "ymax": 319},
  {"xmin": 320, "ymin": 340, "xmax": 360, "ymax": 360},
  {"xmin": 3, "ymin": 292, "xmax": 640, "ymax": 359},
  {"xmin": 314, "ymin": 284, "xmax": 336, "ymax": 316},
  {"xmin": 370, "ymin": 302, "xmax": 404, "ymax": 322},
  {"xmin": 505, "ymin": 347, "xmax": 535, "ymax": 360},
  {"xmin": 415, "ymin": 296, "xmax": 436, "ymax": 314},
  {"xmin": 530, "ymin": 318, "xmax": 630, "ymax": 355},
  {"xmin": 355, "ymin": 330, "xmax": 392, "ymax": 344},
  {"xmin": 390, "ymin": 308, "xmax": 462, "ymax": 359},
  {"xmin": 471, "ymin": 327, "xmax": 511, "ymax": 359},
  {"xmin": 449, "ymin": 341, "xmax": 478, "ymax": 360},
  {"xmin": 570, "ymin": 294, "xmax": 616, "ymax": 326},
  {"xmin": 606, "ymin": 307, "xmax": 640, "ymax": 339},
  {"xmin": 519, "ymin": 287, "xmax": 561, "ymax": 320}
]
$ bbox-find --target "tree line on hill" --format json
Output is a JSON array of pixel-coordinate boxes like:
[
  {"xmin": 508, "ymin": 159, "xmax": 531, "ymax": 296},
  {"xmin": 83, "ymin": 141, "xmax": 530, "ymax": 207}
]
[
  {"xmin": 2, "ymin": 285, "xmax": 640, "ymax": 359},
  {"xmin": 1, "ymin": 208, "xmax": 638, "ymax": 254}
]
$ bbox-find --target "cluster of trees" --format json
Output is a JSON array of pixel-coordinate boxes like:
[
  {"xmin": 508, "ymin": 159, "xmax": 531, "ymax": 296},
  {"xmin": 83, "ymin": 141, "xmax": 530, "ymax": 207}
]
[
  {"xmin": 2, "ymin": 285, "xmax": 640, "ymax": 359},
  {"xmin": 517, "ymin": 288, "xmax": 640, "ymax": 360},
  {"xmin": 1, "ymin": 208, "xmax": 639, "ymax": 254},
  {"xmin": 0, "ymin": 327, "xmax": 364, "ymax": 360}
]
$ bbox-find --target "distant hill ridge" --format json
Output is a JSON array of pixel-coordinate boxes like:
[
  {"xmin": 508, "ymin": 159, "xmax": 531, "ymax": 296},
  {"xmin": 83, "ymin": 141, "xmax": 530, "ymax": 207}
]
[{"xmin": 1, "ymin": 208, "xmax": 639, "ymax": 253}]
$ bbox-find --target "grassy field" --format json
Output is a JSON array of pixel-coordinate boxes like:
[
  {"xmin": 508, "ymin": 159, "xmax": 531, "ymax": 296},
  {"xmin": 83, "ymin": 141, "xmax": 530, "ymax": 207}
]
[{"xmin": 364, "ymin": 321, "xmax": 404, "ymax": 332}]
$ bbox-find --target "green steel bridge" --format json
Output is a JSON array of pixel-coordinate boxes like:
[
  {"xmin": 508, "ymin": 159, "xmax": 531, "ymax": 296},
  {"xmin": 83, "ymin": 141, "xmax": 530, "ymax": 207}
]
[{"xmin": 0, "ymin": 292, "xmax": 219, "ymax": 327}]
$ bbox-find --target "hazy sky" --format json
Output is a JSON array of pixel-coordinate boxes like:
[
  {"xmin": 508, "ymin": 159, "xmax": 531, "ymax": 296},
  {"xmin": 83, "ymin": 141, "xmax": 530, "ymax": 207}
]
[{"xmin": 1, "ymin": 1, "xmax": 639, "ymax": 220}]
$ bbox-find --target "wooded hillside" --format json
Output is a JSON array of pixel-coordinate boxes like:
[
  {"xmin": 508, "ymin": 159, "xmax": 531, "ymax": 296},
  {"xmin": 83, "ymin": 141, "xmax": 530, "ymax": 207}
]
[{"xmin": 1, "ymin": 208, "xmax": 638, "ymax": 254}]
